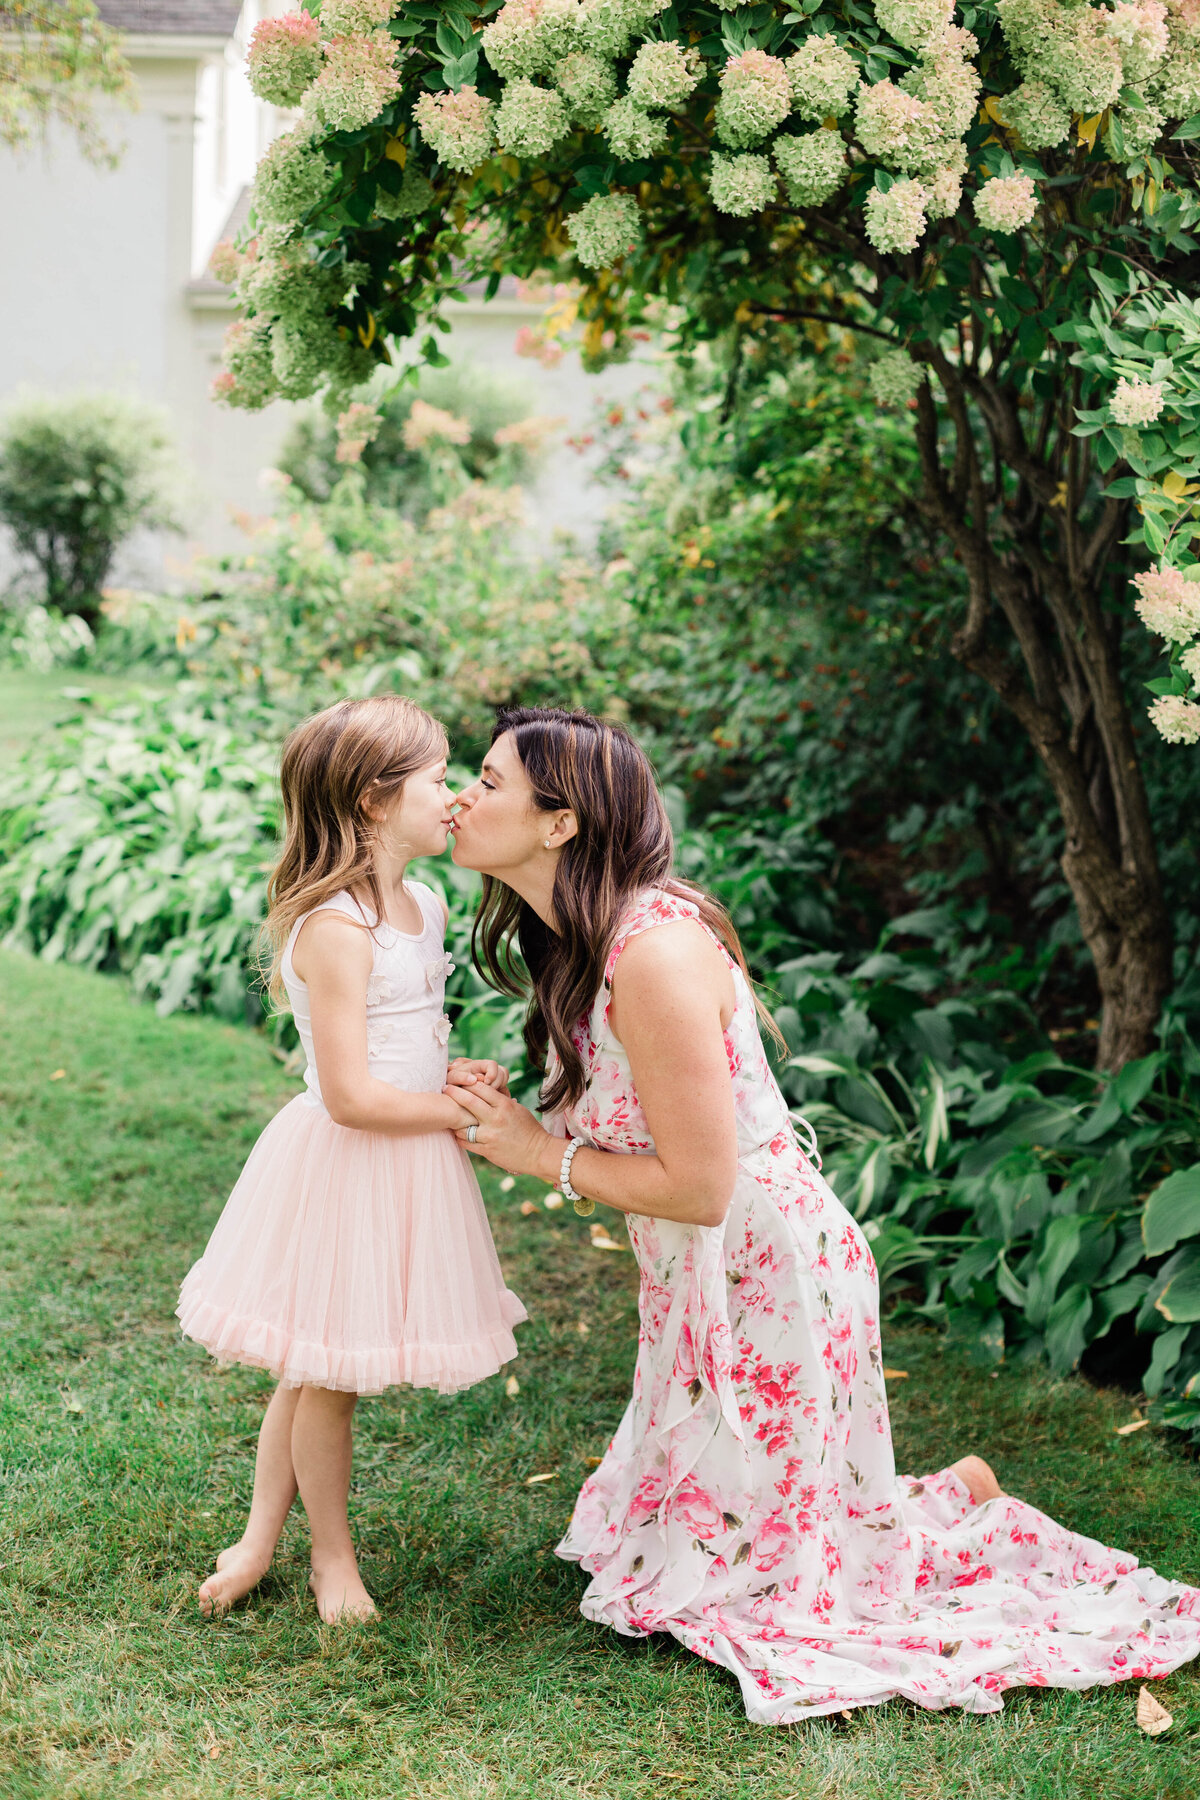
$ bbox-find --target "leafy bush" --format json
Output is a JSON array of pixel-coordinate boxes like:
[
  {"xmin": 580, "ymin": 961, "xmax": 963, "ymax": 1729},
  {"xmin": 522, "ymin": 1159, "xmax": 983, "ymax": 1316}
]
[
  {"xmin": 276, "ymin": 361, "xmax": 547, "ymax": 516},
  {"xmin": 0, "ymin": 392, "xmax": 179, "ymax": 628}
]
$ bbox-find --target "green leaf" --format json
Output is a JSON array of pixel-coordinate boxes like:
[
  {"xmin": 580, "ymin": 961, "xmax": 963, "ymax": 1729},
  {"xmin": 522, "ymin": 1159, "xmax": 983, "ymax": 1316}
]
[
  {"xmin": 1156, "ymin": 1246, "xmax": 1200, "ymax": 1323},
  {"xmin": 1143, "ymin": 1164, "xmax": 1200, "ymax": 1257},
  {"xmin": 1172, "ymin": 113, "xmax": 1200, "ymax": 141},
  {"xmin": 1045, "ymin": 1283, "xmax": 1093, "ymax": 1374},
  {"xmin": 1144, "ymin": 1323, "xmax": 1190, "ymax": 1395}
]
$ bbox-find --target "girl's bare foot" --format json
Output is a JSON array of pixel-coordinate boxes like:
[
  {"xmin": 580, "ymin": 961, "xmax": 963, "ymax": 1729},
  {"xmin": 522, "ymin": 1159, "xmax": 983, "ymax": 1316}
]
[
  {"xmin": 952, "ymin": 1454, "xmax": 1004, "ymax": 1505},
  {"xmin": 198, "ymin": 1541, "xmax": 274, "ymax": 1618},
  {"xmin": 308, "ymin": 1555, "xmax": 377, "ymax": 1624}
]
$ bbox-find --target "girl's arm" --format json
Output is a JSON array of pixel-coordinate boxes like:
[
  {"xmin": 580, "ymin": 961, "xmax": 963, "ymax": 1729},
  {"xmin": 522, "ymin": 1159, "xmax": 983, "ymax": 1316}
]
[
  {"xmin": 443, "ymin": 921, "xmax": 739, "ymax": 1227},
  {"xmin": 295, "ymin": 914, "xmax": 474, "ymax": 1135}
]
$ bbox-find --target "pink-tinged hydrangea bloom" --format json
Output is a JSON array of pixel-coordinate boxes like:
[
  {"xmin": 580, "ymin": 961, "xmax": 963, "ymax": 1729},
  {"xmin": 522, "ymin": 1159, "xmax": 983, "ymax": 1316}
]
[
  {"xmin": 414, "ymin": 86, "xmax": 496, "ymax": 172},
  {"xmin": 482, "ymin": 0, "xmax": 580, "ymax": 80},
  {"xmin": 874, "ymin": 0, "xmax": 955, "ymax": 52},
  {"xmin": 709, "ymin": 150, "xmax": 776, "ymax": 215},
  {"xmin": 604, "ymin": 96, "xmax": 669, "ymax": 159},
  {"xmin": 303, "ymin": 31, "xmax": 399, "ymax": 132},
  {"xmin": 1107, "ymin": 0, "xmax": 1170, "ymax": 81},
  {"xmin": 208, "ymin": 238, "xmax": 242, "ymax": 284},
  {"xmin": 495, "ymin": 77, "xmax": 570, "ymax": 155},
  {"xmin": 627, "ymin": 38, "xmax": 703, "ymax": 109},
  {"xmin": 924, "ymin": 163, "xmax": 962, "ymax": 219},
  {"xmin": 215, "ymin": 319, "xmax": 276, "ymax": 411},
  {"xmin": 1150, "ymin": 693, "xmax": 1200, "ymax": 742},
  {"xmin": 554, "ymin": 49, "xmax": 618, "ymax": 125},
  {"xmin": 973, "ymin": 173, "xmax": 1038, "ymax": 233},
  {"xmin": 855, "ymin": 82, "xmax": 943, "ymax": 173},
  {"xmin": 514, "ymin": 323, "xmax": 565, "ymax": 365},
  {"xmin": 252, "ymin": 128, "xmax": 329, "ymax": 226},
  {"xmin": 335, "ymin": 400, "xmax": 383, "ymax": 465},
  {"xmin": 998, "ymin": 0, "xmax": 1123, "ymax": 115},
  {"xmin": 901, "ymin": 33, "xmax": 981, "ymax": 138},
  {"xmin": 1001, "ymin": 78, "xmax": 1072, "ymax": 149},
  {"xmin": 863, "ymin": 177, "xmax": 929, "ymax": 252},
  {"xmin": 246, "ymin": 11, "xmax": 321, "ymax": 107},
  {"xmin": 1133, "ymin": 564, "xmax": 1200, "ymax": 642},
  {"xmin": 566, "ymin": 190, "xmax": 642, "ymax": 266},
  {"xmin": 403, "ymin": 399, "xmax": 471, "ymax": 450},
  {"xmin": 578, "ymin": 0, "xmax": 669, "ymax": 60},
  {"xmin": 1182, "ymin": 642, "xmax": 1200, "ymax": 688},
  {"xmin": 869, "ymin": 348, "xmax": 925, "ymax": 406},
  {"xmin": 715, "ymin": 50, "xmax": 793, "ymax": 149},
  {"xmin": 774, "ymin": 128, "xmax": 846, "ymax": 206},
  {"xmin": 320, "ymin": 0, "xmax": 395, "ymax": 35},
  {"xmin": 1111, "ymin": 375, "xmax": 1167, "ymax": 424},
  {"xmin": 786, "ymin": 33, "xmax": 859, "ymax": 121}
]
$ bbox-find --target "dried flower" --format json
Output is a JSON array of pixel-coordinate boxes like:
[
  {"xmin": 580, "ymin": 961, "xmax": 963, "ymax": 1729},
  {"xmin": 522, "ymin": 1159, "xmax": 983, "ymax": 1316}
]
[
  {"xmin": 246, "ymin": 11, "xmax": 321, "ymax": 107},
  {"xmin": 566, "ymin": 190, "xmax": 642, "ymax": 267}
]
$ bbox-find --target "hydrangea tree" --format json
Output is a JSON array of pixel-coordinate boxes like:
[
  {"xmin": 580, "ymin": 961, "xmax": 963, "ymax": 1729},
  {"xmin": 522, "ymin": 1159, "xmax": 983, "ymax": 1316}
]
[
  {"xmin": 0, "ymin": 1, "xmax": 133, "ymax": 163},
  {"xmin": 223, "ymin": 0, "xmax": 1200, "ymax": 1066}
]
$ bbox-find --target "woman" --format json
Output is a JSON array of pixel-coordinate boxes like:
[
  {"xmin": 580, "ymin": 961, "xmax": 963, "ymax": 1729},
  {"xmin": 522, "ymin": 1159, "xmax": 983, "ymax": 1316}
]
[{"xmin": 445, "ymin": 706, "xmax": 1200, "ymax": 1724}]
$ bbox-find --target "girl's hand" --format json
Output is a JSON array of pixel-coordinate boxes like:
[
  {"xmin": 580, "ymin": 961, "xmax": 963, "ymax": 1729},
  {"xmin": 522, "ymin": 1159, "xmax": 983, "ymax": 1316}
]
[
  {"xmin": 442, "ymin": 1081, "xmax": 558, "ymax": 1179},
  {"xmin": 447, "ymin": 1056, "xmax": 510, "ymax": 1094}
]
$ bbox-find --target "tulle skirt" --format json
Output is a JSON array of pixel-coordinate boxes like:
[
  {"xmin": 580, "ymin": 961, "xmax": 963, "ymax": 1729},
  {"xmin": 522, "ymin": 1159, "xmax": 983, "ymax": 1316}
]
[{"xmin": 177, "ymin": 1095, "xmax": 527, "ymax": 1395}]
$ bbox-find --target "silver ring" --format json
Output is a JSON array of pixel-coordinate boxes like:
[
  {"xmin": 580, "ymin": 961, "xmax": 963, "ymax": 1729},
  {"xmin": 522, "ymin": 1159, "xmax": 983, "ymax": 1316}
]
[{"xmin": 466, "ymin": 1124, "xmax": 479, "ymax": 1143}]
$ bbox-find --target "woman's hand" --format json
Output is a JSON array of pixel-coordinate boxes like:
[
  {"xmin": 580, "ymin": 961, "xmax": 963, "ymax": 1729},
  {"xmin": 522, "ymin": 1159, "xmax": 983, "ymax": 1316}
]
[
  {"xmin": 443, "ymin": 1080, "xmax": 559, "ymax": 1180},
  {"xmin": 446, "ymin": 1056, "xmax": 510, "ymax": 1095}
]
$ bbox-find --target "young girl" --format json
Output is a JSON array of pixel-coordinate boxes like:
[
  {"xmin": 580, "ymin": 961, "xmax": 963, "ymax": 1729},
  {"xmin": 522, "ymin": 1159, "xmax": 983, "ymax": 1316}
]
[{"xmin": 177, "ymin": 694, "xmax": 526, "ymax": 1623}]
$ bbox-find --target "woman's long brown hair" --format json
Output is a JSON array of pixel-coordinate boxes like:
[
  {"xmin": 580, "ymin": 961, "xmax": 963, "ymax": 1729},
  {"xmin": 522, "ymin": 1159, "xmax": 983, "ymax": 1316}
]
[
  {"xmin": 473, "ymin": 706, "xmax": 783, "ymax": 1112},
  {"xmin": 260, "ymin": 694, "xmax": 447, "ymax": 1004}
]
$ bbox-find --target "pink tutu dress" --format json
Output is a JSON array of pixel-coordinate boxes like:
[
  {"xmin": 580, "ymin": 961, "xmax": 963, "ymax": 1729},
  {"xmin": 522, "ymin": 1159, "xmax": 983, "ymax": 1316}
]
[{"xmin": 177, "ymin": 882, "xmax": 526, "ymax": 1395}]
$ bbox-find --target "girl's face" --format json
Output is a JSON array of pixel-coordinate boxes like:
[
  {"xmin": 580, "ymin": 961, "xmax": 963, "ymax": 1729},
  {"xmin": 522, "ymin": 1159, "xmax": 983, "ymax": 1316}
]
[
  {"xmin": 451, "ymin": 731, "xmax": 552, "ymax": 876},
  {"xmin": 376, "ymin": 755, "xmax": 457, "ymax": 860}
]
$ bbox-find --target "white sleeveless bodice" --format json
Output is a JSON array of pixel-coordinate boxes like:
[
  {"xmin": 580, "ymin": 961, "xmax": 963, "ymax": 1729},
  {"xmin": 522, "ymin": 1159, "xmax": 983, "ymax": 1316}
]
[{"xmin": 281, "ymin": 883, "xmax": 454, "ymax": 1110}]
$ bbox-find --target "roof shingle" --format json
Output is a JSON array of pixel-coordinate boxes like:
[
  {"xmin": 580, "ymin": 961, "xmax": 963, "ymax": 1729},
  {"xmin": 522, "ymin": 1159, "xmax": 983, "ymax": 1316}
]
[{"xmin": 96, "ymin": 1, "xmax": 242, "ymax": 36}]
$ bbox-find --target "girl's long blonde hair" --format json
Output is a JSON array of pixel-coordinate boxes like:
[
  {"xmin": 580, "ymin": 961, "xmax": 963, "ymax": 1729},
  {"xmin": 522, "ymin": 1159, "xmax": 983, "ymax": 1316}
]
[{"xmin": 261, "ymin": 694, "xmax": 448, "ymax": 1004}]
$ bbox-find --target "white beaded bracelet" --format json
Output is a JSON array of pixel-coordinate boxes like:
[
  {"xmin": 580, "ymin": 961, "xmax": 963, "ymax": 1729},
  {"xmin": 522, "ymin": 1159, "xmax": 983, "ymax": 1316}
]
[{"xmin": 560, "ymin": 1135, "xmax": 593, "ymax": 1216}]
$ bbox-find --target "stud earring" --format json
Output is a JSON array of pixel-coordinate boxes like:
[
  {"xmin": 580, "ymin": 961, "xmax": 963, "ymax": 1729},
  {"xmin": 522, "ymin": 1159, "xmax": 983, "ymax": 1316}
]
[{"xmin": 543, "ymin": 839, "xmax": 551, "ymax": 849}]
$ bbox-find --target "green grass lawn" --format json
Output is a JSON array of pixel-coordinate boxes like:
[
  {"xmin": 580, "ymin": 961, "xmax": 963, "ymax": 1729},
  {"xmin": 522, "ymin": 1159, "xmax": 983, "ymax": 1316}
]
[
  {"xmin": 0, "ymin": 948, "xmax": 1197, "ymax": 1800},
  {"xmin": 0, "ymin": 668, "xmax": 161, "ymax": 769}
]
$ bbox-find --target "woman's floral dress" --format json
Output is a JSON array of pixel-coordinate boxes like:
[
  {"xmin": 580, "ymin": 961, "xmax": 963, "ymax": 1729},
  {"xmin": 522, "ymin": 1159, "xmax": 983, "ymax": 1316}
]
[{"xmin": 554, "ymin": 888, "xmax": 1200, "ymax": 1723}]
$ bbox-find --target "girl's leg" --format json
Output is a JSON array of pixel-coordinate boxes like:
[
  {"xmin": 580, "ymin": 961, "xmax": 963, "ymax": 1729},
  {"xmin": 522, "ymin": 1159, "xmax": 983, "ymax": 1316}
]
[
  {"xmin": 198, "ymin": 1382, "xmax": 301, "ymax": 1617},
  {"xmin": 952, "ymin": 1454, "xmax": 1004, "ymax": 1503},
  {"xmin": 291, "ymin": 1385, "xmax": 376, "ymax": 1623}
]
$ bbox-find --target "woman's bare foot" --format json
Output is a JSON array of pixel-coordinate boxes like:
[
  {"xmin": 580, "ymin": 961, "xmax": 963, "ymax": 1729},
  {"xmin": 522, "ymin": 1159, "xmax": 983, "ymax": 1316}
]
[
  {"xmin": 952, "ymin": 1454, "xmax": 1004, "ymax": 1505},
  {"xmin": 308, "ymin": 1555, "xmax": 377, "ymax": 1624},
  {"xmin": 198, "ymin": 1540, "xmax": 274, "ymax": 1618}
]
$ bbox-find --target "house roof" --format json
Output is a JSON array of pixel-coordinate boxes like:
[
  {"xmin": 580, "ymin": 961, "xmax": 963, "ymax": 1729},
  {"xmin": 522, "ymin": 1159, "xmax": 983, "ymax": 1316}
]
[{"xmin": 95, "ymin": 1, "xmax": 243, "ymax": 35}]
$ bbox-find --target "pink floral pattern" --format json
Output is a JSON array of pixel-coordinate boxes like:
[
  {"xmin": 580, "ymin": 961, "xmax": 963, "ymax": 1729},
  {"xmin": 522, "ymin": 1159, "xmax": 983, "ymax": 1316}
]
[{"xmin": 554, "ymin": 889, "xmax": 1200, "ymax": 1723}]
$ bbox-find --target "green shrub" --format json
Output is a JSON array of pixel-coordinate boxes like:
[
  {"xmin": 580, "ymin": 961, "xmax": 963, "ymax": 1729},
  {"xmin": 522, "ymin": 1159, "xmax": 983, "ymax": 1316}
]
[{"xmin": 0, "ymin": 391, "xmax": 178, "ymax": 629}]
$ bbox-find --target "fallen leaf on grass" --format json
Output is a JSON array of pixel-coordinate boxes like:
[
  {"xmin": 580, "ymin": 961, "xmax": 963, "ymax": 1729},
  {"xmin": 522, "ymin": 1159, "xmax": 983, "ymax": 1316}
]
[
  {"xmin": 61, "ymin": 1391, "xmax": 83, "ymax": 1414},
  {"xmin": 49, "ymin": 1069, "xmax": 66, "ymax": 1081},
  {"xmin": 504, "ymin": 1376, "xmax": 519, "ymax": 1398},
  {"xmin": 1115, "ymin": 1418, "xmax": 1150, "ymax": 1436},
  {"xmin": 525, "ymin": 1471, "xmax": 558, "ymax": 1485},
  {"xmin": 1137, "ymin": 1685, "xmax": 1173, "ymax": 1735},
  {"xmin": 589, "ymin": 1223, "xmax": 628, "ymax": 1252},
  {"xmin": 583, "ymin": 1455, "xmax": 604, "ymax": 1468},
  {"xmin": 576, "ymin": 1319, "xmax": 590, "ymax": 1337},
  {"xmin": 519, "ymin": 1200, "xmax": 538, "ymax": 1217},
  {"xmin": 544, "ymin": 1193, "xmax": 564, "ymax": 1211},
  {"xmin": 499, "ymin": 1175, "xmax": 515, "ymax": 1192},
  {"xmin": 207, "ymin": 1746, "xmax": 223, "ymax": 1760},
  {"xmin": 882, "ymin": 1369, "xmax": 909, "ymax": 1380}
]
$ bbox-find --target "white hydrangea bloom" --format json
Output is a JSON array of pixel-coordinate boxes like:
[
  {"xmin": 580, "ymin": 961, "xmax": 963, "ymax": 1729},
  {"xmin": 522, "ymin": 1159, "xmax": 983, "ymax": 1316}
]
[
  {"xmin": 924, "ymin": 163, "xmax": 963, "ymax": 219},
  {"xmin": 577, "ymin": 0, "xmax": 668, "ymax": 59},
  {"xmin": 901, "ymin": 34, "xmax": 981, "ymax": 138},
  {"xmin": 413, "ymin": 86, "xmax": 497, "ymax": 172},
  {"xmin": 604, "ymin": 96, "xmax": 669, "ymax": 159},
  {"xmin": 715, "ymin": 50, "xmax": 793, "ymax": 148},
  {"xmin": 1111, "ymin": 375, "xmax": 1167, "ymax": 424},
  {"xmin": 709, "ymin": 151, "xmax": 777, "ymax": 215},
  {"xmin": 320, "ymin": 0, "xmax": 395, "ymax": 34},
  {"xmin": 998, "ymin": 0, "xmax": 1123, "ymax": 116},
  {"xmin": 553, "ymin": 50, "xmax": 618, "ymax": 125},
  {"xmin": 1134, "ymin": 565, "xmax": 1200, "ymax": 640},
  {"xmin": 855, "ymin": 81, "xmax": 943, "ymax": 173},
  {"xmin": 786, "ymin": 34, "xmax": 859, "ymax": 122},
  {"xmin": 863, "ymin": 178, "xmax": 929, "ymax": 252},
  {"xmin": 1181, "ymin": 642, "xmax": 1200, "ymax": 690},
  {"xmin": 873, "ymin": 0, "xmax": 955, "ymax": 52},
  {"xmin": 627, "ymin": 40, "xmax": 704, "ymax": 109},
  {"xmin": 1105, "ymin": 101, "xmax": 1165, "ymax": 156},
  {"xmin": 1107, "ymin": 0, "xmax": 1170, "ymax": 83},
  {"xmin": 566, "ymin": 190, "xmax": 642, "ymax": 266},
  {"xmin": 869, "ymin": 348, "xmax": 926, "ymax": 405},
  {"xmin": 495, "ymin": 78, "xmax": 571, "ymax": 155},
  {"xmin": 774, "ymin": 128, "xmax": 847, "ymax": 206},
  {"xmin": 1150, "ymin": 693, "xmax": 1200, "ymax": 742},
  {"xmin": 482, "ymin": 0, "xmax": 581, "ymax": 80},
  {"xmin": 973, "ymin": 172, "xmax": 1038, "ymax": 232},
  {"xmin": 1001, "ymin": 79, "xmax": 1072, "ymax": 149}
]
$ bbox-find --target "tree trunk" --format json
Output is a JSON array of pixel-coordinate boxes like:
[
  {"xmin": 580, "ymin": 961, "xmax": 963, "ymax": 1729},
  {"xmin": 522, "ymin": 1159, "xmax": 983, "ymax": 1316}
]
[{"xmin": 910, "ymin": 367, "xmax": 1172, "ymax": 1069}]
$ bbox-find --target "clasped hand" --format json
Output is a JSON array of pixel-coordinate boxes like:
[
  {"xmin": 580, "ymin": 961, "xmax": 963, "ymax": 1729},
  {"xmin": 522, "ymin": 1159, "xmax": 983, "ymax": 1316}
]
[{"xmin": 442, "ymin": 1073, "xmax": 555, "ymax": 1178}]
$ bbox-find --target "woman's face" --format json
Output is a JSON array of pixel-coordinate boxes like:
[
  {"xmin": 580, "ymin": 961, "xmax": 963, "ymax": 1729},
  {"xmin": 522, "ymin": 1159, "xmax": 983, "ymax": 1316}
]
[{"xmin": 451, "ymin": 731, "xmax": 553, "ymax": 876}]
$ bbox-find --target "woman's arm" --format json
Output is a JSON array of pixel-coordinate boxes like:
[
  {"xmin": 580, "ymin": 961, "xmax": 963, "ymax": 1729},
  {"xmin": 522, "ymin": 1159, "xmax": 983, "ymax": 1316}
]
[
  {"xmin": 295, "ymin": 913, "xmax": 474, "ymax": 1135},
  {"xmin": 444, "ymin": 921, "xmax": 739, "ymax": 1227}
]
